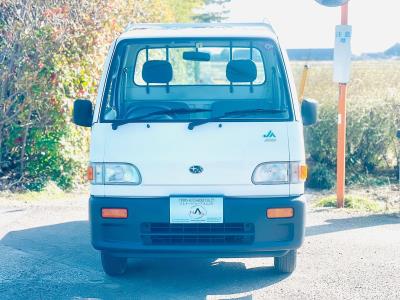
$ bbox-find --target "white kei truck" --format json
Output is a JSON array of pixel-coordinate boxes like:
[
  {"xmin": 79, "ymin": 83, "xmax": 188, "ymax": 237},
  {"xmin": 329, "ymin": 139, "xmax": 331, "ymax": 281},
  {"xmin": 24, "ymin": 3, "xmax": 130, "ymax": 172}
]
[{"xmin": 73, "ymin": 23, "xmax": 318, "ymax": 276}]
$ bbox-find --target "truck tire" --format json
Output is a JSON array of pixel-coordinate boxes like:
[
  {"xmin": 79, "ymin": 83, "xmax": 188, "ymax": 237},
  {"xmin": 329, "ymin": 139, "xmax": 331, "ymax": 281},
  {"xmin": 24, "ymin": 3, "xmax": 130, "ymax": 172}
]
[
  {"xmin": 274, "ymin": 250, "xmax": 297, "ymax": 273},
  {"xmin": 101, "ymin": 252, "xmax": 128, "ymax": 276}
]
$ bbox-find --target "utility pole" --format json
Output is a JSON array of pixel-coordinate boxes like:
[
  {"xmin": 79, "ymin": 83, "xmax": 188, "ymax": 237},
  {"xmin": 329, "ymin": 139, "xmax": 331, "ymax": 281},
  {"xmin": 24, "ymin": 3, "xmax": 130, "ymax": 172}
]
[
  {"xmin": 315, "ymin": 0, "xmax": 352, "ymax": 208},
  {"xmin": 397, "ymin": 130, "xmax": 400, "ymax": 185},
  {"xmin": 335, "ymin": 3, "xmax": 351, "ymax": 208}
]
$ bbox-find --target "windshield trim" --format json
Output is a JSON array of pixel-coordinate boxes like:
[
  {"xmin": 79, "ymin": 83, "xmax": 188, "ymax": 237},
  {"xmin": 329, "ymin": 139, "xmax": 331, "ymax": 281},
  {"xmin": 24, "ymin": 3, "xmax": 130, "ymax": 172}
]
[{"xmin": 103, "ymin": 117, "xmax": 293, "ymax": 126}]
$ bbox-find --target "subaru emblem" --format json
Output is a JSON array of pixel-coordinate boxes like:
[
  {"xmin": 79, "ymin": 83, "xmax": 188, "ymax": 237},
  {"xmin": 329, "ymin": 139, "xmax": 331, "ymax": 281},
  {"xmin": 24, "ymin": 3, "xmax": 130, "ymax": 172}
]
[{"xmin": 189, "ymin": 165, "xmax": 203, "ymax": 174}]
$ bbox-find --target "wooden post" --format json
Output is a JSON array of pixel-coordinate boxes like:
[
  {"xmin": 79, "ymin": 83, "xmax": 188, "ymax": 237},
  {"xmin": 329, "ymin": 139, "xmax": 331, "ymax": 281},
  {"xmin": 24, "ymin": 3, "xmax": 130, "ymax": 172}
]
[
  {"xmin": 298, "ymin": 64, "xmax": 310, "ymax": 102},
  {"xmin": 336, "ymin": 3, "xmax": 349, "ymax": 208}
]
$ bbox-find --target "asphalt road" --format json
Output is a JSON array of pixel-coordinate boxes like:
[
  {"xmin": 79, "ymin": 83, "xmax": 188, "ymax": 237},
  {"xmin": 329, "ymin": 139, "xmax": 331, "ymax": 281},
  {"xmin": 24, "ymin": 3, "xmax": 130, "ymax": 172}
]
[{"xmin": 0, "ymin": 195, "xmax": 399, "ymax": 300}]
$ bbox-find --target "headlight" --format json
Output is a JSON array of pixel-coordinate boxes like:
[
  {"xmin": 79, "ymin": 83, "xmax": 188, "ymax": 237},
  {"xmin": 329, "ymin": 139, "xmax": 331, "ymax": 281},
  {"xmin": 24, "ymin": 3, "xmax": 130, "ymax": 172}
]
[
  {"xmin": 252, "ymin": 162, "xmax": 307, "ymax": 185},
  {"xmin": 89, "ymin": 163, "xmax": 141, "ymax": 185},
  {"xmin": 252, "ymin": 162, "xmax": 289, "ymax": 184}
]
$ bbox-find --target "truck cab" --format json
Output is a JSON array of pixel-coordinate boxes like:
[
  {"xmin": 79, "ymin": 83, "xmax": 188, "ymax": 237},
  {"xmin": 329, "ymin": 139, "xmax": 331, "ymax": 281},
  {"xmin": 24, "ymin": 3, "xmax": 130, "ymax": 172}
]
[{"xmin": 73, "ymin": 23, "xmax": 317, "ymax": 276}]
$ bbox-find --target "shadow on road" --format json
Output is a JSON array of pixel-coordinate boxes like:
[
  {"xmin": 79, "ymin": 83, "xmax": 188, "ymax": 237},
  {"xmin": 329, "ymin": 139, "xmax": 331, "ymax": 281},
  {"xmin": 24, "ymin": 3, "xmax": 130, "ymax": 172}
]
[
  {"xmin": 1, "ymin": 221, "xmax": 288, "ymax": 299},
  {"xmin": 2, "ymin": 213, "xmax": 398, "ymax": 298},
  {"xmin": 306, "ymin": 213, "xmax": 399, "ymax": 237}
]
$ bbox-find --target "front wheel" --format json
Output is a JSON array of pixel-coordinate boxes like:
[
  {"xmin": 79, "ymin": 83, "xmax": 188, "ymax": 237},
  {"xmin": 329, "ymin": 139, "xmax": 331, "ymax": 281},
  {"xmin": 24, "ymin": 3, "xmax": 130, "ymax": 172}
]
[
  {"xmin": 101, "ymin": 252, "xmax": 128, "ymax": 276},
  {"xmin": 274, "ymin": 250, "xmax": 297, "ymax": 273}
]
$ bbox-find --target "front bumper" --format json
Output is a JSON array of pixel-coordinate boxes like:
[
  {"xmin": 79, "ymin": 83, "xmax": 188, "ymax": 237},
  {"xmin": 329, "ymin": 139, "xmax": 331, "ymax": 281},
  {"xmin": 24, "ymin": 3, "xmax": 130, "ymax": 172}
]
[{"xmin": 89, "ymin": 195, "xmax": 305, "ymax": 258}]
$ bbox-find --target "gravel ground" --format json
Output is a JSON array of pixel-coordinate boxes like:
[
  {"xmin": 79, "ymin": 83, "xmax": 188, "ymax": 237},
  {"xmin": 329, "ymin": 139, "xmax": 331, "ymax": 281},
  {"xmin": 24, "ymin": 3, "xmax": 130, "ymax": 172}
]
[{"xmin": 0, "ymin": 194, "xmax": 399, "ymax": 300}]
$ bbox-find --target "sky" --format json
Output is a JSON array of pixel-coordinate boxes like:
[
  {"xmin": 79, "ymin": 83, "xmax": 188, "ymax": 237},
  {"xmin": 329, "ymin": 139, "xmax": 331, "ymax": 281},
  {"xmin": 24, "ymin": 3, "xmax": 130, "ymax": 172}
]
[{"xmin": 227, "ymin": 0, "xmax": 400, "ymax": 54}]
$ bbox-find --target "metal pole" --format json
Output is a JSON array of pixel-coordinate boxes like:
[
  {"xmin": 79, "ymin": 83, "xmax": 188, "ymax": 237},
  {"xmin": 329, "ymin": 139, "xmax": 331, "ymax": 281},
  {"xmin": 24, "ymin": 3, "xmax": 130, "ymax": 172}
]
[
  {"xmin": 397, "ymin": 130, "xmax": 400, "ymax": 186},
  {"xmin": 336, "ymin": 3, "xmax": 349, "ymax": 208}
]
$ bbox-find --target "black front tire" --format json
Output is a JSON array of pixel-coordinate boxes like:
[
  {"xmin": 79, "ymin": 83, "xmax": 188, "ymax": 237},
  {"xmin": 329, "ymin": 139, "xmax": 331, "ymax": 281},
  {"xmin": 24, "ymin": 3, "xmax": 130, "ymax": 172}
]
[
  {"xmin": 274, "ymin": 250, "xmax": 297, "ymax": 273},
  {"xmin": 101, "ymin": 252, "xmax": 128, "ymax": 276}
]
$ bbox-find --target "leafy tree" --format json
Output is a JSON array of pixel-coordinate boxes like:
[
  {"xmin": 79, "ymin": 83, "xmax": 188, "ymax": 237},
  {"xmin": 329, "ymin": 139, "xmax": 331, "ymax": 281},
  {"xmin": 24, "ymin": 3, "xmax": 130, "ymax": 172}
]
[
  {"xmin": 0, "ymin": 0, "xmax": 213, "ymax": 191},
  {"xmin": 193, "ymin": 0, "xmax": 231, "ymax": 23}
]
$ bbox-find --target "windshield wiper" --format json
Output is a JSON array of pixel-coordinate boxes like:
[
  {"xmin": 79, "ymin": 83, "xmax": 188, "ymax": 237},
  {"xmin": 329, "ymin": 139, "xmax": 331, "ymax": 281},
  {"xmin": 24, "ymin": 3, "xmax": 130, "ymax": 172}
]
[
  {"xmin": 187, "ymin": 108, "xmax": 287, "ymax": 130},
  {"xmin": 111, "ymin": 108, "xmax": 211, "ymax": 130}
]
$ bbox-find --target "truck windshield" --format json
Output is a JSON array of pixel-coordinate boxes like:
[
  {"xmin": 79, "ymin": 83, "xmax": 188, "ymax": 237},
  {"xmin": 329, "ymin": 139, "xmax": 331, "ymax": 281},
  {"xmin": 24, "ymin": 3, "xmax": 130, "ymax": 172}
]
[{"xmin": 101, "ymin": 38, "xmax": 292, "ymax": 123}]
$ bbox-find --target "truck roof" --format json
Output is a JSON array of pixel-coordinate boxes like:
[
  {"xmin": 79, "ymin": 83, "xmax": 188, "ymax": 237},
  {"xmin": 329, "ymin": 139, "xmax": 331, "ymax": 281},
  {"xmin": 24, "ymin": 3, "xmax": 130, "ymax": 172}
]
[{"xmin": 119, "ymin": 23, "xmax": 278, "ymax": 41}]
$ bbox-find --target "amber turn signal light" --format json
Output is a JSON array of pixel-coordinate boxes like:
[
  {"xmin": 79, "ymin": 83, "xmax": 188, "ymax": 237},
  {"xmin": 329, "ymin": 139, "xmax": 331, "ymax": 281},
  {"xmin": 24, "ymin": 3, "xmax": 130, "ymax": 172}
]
[
  {"xmin": 267, "ymin": 208, "xmax": 294, "ymax": 219},
  {"xmin": 102, "ymin": 208, "xmax": 128, "ymax": 219},
  {"xmin": 299, "ymin": 164, "xmax": 308, "ymax": 181},
  {"xmin": 87, "ymin": 166, "xmax": 94, "ymax": 181}
]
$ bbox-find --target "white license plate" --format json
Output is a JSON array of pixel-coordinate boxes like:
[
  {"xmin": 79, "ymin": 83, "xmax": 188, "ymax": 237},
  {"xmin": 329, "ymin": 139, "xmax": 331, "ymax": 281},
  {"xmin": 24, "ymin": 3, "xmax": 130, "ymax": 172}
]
[{"xmin": 170, "ymin": 197, "xmax": 223, "ymax": 224}]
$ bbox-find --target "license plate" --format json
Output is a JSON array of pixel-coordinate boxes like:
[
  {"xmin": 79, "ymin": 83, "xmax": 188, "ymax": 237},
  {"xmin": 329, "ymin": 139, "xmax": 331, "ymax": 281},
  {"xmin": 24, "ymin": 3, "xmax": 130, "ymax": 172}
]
[{"xmin": 170, "ymin": 197, "xmax": 223, "ymax": 224}]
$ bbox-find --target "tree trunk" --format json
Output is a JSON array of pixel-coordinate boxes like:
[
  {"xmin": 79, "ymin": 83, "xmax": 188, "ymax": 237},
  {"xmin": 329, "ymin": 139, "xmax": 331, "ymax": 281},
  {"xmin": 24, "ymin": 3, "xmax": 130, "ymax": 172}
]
[{"xmin": 19, "ymin": 103, "xmax": 33, "ymax": 178}]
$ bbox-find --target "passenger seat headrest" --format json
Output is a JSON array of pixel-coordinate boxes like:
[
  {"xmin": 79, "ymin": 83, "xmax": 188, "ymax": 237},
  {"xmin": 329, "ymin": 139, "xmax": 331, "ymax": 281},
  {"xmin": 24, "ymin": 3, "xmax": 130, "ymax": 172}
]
[
  {"xmin": 142, "ymin": 60, "xmax": 173, "ymax": 84},
  {"xmin": 226, "ymin": 59, "xmax": 257, "ymax": 83}
]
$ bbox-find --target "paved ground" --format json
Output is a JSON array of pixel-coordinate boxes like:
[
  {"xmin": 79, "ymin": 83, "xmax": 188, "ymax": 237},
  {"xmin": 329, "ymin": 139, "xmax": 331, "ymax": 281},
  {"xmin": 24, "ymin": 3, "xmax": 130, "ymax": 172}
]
[{"xmin": 0, "ymin": 195, "xmax": 399, "ymax": 300}]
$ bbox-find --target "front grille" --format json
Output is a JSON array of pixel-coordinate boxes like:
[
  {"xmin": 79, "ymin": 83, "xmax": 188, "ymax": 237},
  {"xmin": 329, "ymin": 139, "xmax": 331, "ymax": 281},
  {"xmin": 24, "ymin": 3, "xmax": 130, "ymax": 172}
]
[{"xmin": 140, "ymin": 223, "xmax": 255, "ymax": 245}]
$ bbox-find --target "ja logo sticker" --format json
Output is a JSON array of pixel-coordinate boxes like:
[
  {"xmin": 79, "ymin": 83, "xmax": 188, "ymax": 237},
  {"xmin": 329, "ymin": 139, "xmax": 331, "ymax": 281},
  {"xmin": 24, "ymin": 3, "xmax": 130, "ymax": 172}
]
[{"xmin": 263, "ymin": 130, "xmax": 277, "ymax": 141}]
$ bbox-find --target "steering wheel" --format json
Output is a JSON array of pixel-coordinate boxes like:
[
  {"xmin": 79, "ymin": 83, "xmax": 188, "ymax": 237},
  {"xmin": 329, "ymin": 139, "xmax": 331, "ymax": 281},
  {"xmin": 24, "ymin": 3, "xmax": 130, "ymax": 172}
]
[{"xmin": 124, "ymin": 105, "xmax": 174, "ymax": 120}]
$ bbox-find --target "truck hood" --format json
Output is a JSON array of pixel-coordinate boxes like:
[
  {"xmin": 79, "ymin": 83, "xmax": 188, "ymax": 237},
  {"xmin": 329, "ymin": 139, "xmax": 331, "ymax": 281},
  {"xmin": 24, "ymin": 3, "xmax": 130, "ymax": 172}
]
[
  {"xmin": 94, "ymin": 122, "xmax": 288, "ymax": 184},
  {"xmin": 90, "ymin": 122, "xmax": 292, "ymax": 196}
]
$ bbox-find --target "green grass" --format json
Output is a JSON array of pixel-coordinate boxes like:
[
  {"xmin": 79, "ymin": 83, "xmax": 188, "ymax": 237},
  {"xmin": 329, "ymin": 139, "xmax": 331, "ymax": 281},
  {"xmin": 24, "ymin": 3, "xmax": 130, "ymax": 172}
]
[
  {"xmin": 0, "ymin": 182, "xmax": 88, "ymax": 202},
  {"xmin": 314, "ymin": 194, "xmax": 384, "ymax": 212}
]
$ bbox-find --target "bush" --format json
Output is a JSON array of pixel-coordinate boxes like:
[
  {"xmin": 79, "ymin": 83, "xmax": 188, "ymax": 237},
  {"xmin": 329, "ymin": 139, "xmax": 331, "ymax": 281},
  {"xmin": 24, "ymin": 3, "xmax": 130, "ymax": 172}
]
[
  {"xmin": 0, "ymin": 0, "xmax": 215, "ymax": 191},
  {"xmin": 307, "ymin": 162, "xmax": 336, "ymax": 189},
  {"xmin": 305, "ymin": 100, "xmax": 398, "ymax": 188},
  {"xmin": 295, "ymin": 62, "xmax": 400, "ymax": 189}
]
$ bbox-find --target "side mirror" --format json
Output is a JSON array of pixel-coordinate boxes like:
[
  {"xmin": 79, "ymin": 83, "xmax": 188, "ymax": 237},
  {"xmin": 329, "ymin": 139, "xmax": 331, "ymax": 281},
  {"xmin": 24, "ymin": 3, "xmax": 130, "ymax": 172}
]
[
  {"xmin": 73, "ymin": 99, "xmax": 93, "ymax": 127},
  {"xmin": 301, "ymin": 98, "xmax": 318, "ymax": 126}
]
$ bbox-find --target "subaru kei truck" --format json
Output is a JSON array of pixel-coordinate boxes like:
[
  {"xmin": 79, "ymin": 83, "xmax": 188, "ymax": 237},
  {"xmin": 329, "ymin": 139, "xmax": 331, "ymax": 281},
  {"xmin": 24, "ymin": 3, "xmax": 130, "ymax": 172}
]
[{"xmin": 73, "ymin": 23, "xmax": 318, "ymax": 276}]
